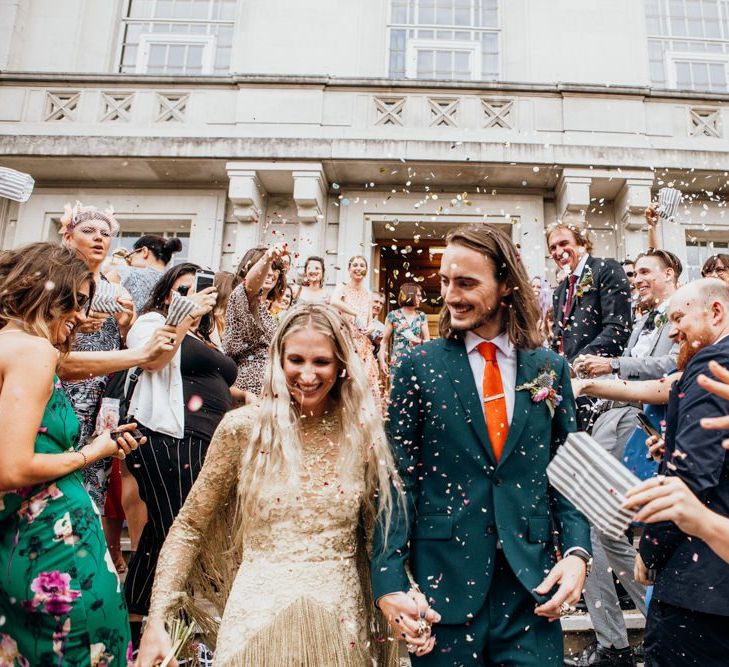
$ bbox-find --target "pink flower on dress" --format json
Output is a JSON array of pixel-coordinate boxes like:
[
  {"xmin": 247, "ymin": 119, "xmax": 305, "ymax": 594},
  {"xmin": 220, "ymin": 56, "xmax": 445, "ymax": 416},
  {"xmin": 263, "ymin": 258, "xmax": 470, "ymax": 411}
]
[
  {"xmin": 0, "ymin": 633, "xmax": 30, "ymax": 667},
  {"xmin": 26, "ymin": 571, "xmax": 81, "ymax": 616},
  {"xmin": 17, "ymin": 483, "xmax": 63, "ymax": 524}
]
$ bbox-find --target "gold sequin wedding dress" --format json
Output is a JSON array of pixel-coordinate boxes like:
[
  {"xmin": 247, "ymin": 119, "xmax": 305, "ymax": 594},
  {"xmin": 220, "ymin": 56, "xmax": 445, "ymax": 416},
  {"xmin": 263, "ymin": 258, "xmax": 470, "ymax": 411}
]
[{"xmin": 146, "ymin": 406, "xmax": 398, "ymax": 666}]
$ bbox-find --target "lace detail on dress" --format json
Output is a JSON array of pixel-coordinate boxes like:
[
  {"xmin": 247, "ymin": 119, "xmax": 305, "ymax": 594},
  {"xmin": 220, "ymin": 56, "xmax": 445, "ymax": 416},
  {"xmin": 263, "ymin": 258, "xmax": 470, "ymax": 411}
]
[{"xmin": 147, "ymin": 407, "xmax": 389, "ymax": 666}]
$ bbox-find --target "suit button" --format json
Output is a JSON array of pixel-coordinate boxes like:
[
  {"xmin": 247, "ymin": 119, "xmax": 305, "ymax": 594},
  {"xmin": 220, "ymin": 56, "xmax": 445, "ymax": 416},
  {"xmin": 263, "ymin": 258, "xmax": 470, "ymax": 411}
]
[
  {"xmin": 494, "ymin": 478, "xmax": 502, "ymax": 486},
  {"xmin": 486, "ymin": 525, "xmax": 496, "ymax": 535}
]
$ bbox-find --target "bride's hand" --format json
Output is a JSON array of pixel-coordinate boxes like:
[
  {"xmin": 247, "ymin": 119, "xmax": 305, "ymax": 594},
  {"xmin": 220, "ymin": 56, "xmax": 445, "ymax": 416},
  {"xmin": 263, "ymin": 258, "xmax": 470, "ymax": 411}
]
[{"xmin": 135, "ymin": 618, "xmax": 176, "ymax": 667}]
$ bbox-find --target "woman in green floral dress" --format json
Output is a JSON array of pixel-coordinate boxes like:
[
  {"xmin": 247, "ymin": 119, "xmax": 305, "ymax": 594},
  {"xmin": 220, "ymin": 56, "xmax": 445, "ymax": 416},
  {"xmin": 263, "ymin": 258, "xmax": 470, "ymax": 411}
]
[{"xmin": 0, "ymin": 243, "xmax": 149, "ymax": 666}]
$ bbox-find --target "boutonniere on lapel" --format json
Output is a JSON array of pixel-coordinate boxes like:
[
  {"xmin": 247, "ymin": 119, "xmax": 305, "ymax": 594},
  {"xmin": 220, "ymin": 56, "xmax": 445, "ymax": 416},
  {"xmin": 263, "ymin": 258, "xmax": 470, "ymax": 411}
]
[
  {"xmin": 574, "ymin": 265, "xmax": 593, "ymax": 299},
  {"xmin": 516, "ymin": 369, "xmax": 563, "ymax": 417},
  {"xmin": 653, "ymin": 310, "xmax": 668, "ymax": 330}
]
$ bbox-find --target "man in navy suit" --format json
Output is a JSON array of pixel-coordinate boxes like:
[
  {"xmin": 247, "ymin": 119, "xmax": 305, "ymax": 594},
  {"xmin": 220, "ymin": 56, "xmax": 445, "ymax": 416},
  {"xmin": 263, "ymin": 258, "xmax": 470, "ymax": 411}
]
[{"xmin": 637, "ymin": 278, "xmax": 729, "ymax": 666}]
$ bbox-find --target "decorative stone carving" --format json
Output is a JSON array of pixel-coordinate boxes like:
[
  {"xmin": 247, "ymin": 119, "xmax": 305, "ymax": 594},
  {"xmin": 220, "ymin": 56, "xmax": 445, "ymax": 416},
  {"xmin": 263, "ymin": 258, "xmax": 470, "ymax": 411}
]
[
  {"xmin": 226, "ymin": 166, "xmax": 265, "ymax": 223},
  {"xmin": 428, "ymin": 97, "xmax": 459, "ymax": 127},
  {"xmin": 100, "ymin": 92, "xmax": 134, "ymax": 122},
  {"xmin": 689, "ymin": 106, "xmax": 721, "ymax": 137},
  {"xmin": 44, "ymin": 91, "xmax": 80, "ymax": 122},
  {"xmin": 156, "ymin": 93, "xmax": 189, "ymax": 123},
  {"xmin": 481, "ymin": 98, "xmax": 514, "ymax": 129},
  {"xmin": 293, "ymin": 169, "xmax": 327, "ymax": 223},
  {"xmin": 374, "ymin": 96, "xmax": 405, "ymax": 126}
]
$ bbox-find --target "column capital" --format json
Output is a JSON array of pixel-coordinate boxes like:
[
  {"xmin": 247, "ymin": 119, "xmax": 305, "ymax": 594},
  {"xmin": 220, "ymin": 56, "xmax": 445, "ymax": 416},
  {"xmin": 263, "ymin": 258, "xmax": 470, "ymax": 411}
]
[
  {"xmin": 226, "ymin": 164, "xmax": 266, "ymax": 223},
  {"xmin": 556, "ymin": 170, "xmax": 592, "ymax": 225},
  {"xmin": 292, "ymin": 167, "xmax": 327, "ymax": 223},
  {"xmin": 615, "ymin": 175, "xmax": 654, "ymax": 231}
]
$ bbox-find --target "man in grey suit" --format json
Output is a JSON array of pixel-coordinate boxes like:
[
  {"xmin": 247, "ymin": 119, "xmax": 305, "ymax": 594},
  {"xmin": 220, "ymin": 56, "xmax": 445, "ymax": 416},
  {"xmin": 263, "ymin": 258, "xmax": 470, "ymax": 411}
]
[{"xmin": 568, "ymin": 249, "xmax": 682, "ymax": 667}]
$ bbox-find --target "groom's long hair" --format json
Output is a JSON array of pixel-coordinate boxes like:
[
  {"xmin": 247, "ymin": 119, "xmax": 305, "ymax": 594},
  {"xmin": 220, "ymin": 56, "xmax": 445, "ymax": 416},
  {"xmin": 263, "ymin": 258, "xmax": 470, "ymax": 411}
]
[{"xmin": 439, "ymin": 224, "xmax": 543, "ymax": 349}]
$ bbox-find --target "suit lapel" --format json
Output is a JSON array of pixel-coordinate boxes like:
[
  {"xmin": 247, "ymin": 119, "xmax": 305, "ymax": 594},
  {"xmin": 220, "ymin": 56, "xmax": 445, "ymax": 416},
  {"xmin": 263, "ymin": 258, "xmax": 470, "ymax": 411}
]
[
  {"xmin": 440, "ymin": 338, "xmax": 495, "ymax": 465},
  {"xmin": 498, "ymin": 349, "xmax": 537, "ymax": 466}
]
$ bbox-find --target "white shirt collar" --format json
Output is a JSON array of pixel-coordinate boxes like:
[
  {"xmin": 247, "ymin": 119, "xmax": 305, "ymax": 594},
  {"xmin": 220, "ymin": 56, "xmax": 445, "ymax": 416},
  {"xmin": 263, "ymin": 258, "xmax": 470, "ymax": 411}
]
[
  {"xmin": 464, "ymin": 330, "xmax": 516, "ymax": 359},
  {"xmin": 571, "ymin": 253, "xmax": 589, "ymax": 280}
]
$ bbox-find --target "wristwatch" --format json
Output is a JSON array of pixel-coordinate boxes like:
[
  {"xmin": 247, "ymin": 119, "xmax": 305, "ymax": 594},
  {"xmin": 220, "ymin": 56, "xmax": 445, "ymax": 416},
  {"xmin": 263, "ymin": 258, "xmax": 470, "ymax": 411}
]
[
  {"xmin": 567, "ymin": 547, "xmax": 593, "ymax": 576},
  {"xmin": 610, "ymin": 358, "xmax": 621, "ymax": 375}
]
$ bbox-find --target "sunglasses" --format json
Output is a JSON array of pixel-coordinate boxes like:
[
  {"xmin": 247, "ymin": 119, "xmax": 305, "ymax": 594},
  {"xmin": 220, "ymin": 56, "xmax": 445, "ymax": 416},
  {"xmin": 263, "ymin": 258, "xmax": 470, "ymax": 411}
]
[
  {"xmin": 625, "ymin": 271, "xmax": 635, "ymax": 278},
  {"xmin": 60, "ymin": 291, "xmax": 91, "ymax": 315}
]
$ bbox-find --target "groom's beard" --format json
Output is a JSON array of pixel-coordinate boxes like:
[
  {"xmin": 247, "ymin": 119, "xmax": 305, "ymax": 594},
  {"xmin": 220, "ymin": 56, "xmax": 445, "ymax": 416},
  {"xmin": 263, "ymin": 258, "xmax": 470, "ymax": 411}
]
[{"xmin": 447, "ymin": 303, "xmax": 503, "ymax": 333}]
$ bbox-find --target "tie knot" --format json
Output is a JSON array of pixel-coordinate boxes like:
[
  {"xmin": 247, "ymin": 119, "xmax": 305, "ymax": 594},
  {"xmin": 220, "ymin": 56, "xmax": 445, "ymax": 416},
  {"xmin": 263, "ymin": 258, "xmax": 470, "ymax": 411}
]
[
  {"xmin": 568, "ymin": 274, "xmax": 579, "ymax": 286},
  {"xmin": 477, "ymin": 341, "xmax": 498, "ymax": 363}
]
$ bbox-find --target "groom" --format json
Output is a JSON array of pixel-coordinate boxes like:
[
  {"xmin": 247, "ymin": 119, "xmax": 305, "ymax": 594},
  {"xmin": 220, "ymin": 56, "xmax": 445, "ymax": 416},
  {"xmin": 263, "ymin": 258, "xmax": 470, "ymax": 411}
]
[{"xmin": 372, "ymin": 224, "xmax": 591, "ymax": 665}]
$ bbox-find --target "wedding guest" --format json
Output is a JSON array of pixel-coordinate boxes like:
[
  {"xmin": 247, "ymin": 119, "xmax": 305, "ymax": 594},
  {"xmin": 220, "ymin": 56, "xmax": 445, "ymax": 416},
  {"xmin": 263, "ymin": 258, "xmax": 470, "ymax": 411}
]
[
  {"xmin": 635, "ymin": 279, "xmax": 729, "ymax": 665},
  {"xmin": 59, "ymin": 202, "xmax": 136, "ymax": 569},
  {"xmin": 123, "ymin": 263, "xmax": 235, "ymax": 648},
  {"xmin": 378, "ymin": 282, "xmax": 429, "ymax": 373},
  {"xmin": 137, "ymin": 304, "xmax": 406, "ymax": 665},
  {"xmin": 107, "ymin": 235, "xmax": 182, "ymax": 311},
  {"xmin": 270, "ymin": 284, "xmax": 295, "ymax": 318},
  {"xmin": 294, "ymin": 255, "xmax": 329, "ymax": 303},
  {"xmin": 210, "ymin": 270, "xmax": 236, "ymax": 348},
  {"xmin": 224, "ymin": 245, "xmax": 287, "ymax": 395},
  {"xmin": 331, "ymin": 255, "xmax": 382, "ymax": 408},
  {"xmin": 547, "ymin": 223, "xmax": 632, "ymax": 429},
  {"xmin": 369, "ymin": 291, "xmax": 386, "ymax": 358},
  {"xmin": 702, "ymin": 253, "xmax": 729, "ymax": 284},
  {"xmin": 531, "ymin": 276, "xmax": 553, "ymax": 345},
  {"xmin": 0, "ymin": 242, "xmax": 148, "ymax": 665}
]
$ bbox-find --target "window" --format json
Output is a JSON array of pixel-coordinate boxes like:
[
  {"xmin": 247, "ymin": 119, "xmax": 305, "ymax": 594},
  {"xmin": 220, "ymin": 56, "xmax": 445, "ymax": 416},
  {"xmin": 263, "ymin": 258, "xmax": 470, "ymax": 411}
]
[
  {"xmin": 389, "ymin": 0, "xmax": 500, "ymax": 81},
  {"xmin": 646, "ymin": 0, "xmax": 729, "ymax": 91},
  {"xmin": 686, "ymin": 237, "xmax": 729, "ymax": 279},
  {"xmin": 112, "ymin": 230, "xmax": 191, "ymax": 265},
  {"xmin": 120, "ymin": 0, "xmax": 236, "ymax": 75}
]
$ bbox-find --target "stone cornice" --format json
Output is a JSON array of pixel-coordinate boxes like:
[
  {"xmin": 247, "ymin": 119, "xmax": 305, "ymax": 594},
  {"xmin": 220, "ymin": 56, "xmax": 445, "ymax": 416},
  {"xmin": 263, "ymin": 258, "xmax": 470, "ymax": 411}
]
[{"xmin": 1, "ymin": 71, "xmax": 729, "ymax": 103}]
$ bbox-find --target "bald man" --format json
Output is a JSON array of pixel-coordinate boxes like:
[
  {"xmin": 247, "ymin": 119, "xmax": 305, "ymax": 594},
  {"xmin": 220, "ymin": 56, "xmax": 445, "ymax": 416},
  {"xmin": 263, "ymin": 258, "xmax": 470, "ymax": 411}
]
[{"xmin": 637, "ymin": 279, "xmax": 729, "ymax": 666}]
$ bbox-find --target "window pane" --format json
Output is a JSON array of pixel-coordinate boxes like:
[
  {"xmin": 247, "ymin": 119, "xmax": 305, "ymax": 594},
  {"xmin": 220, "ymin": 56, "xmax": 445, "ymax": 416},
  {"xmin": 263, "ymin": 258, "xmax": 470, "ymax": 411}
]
[
  {"xmin": 693, "ymin": 61, "xmax": 710, "ymax": 86},
  {"xmin": 454, "ymin": 50, "xmax": 470, "ymax": 76},
  {"xmin": 155, "ymin": 0, "xmax": 174, "ymax": 18},
  {"xmin": 392, "ymin": 0, "xmax": 408, "ymax": 22},
  {"xmin": 417, "ymin": 49, "xmax": 434, "ymax": 77},
  {"xmin": 436, "ymin": 1, "xmax": 452, "ymax": 25},
  {"xmin": 189, "ymin": 0, "xmax": 209, "ymax": 19},
  {"xmin": 435, "ymin": 49, "xmax": 451, "ymax": 77},
  {"xmin": 129, "ymin": 0, "xmax": 153, "ymax": 18},
  {"xmin": 187, "ymin": 44, "xmax": 204, "ymax": 68},
  {"xmin": 148, "ymin": 43, "xmax": 167, "ymax": 67},
  {"xmin": 168, "ymin": 43, "xmax": 186, "ymax": 67},
  {"xmin": 676, "ymin": 61, "xmax": 692, "ymax": 86},
  {"xmin": 709, "ymin": 61, "xmax": 726, "ymax": 87},
  {"xmin": 419, "ymin": 0, "xmax": 435, "ymax": 24}
]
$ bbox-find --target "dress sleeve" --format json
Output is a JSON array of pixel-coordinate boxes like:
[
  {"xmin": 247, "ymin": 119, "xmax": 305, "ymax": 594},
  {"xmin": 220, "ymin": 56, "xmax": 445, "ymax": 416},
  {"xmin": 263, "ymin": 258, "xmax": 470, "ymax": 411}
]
[
  {"xmin": 223, "ymin": 284, "xmax": 263, "ymax": 363},
  {"xmin": 146, "ymin": 409, "xmax": 252, "ymax": 621}
]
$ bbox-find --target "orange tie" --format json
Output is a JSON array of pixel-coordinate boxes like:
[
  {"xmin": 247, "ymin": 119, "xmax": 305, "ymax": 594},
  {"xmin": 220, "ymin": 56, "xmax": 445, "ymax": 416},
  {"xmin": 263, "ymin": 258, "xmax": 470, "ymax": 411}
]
[{"xmin": 477, "ymin": 342, "xmax": 508, "ymax": 462}]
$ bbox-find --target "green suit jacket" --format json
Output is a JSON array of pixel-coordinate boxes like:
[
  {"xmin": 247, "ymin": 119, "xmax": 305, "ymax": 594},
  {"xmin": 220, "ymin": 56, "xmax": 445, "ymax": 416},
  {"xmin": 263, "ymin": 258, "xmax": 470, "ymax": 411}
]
[{"xmin": 371, "ymin": 337, "xmax": 590, "ymax": 625}]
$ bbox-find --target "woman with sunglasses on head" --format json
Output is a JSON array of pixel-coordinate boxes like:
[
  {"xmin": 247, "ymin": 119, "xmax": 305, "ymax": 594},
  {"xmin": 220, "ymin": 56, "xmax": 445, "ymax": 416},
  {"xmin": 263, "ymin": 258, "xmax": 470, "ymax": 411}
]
[
  {"xmin": 122, "ymin": 263, "xmax": 238, "ymax": 649},
  {"xmin": 108, "ymin": 235, "xmax": 183, "ymax": 312},
  {"xmin": 60, "ymin": 202, "xmax": 139, "ymax": 571},
  {"xmin": 137, "ymin": 304, "xmax": 411, "ymax": 666},
  {"xmin": 0, "ymin": 243, "xmax": 150, "ymax": 666},
  {"xmin": 224, "ymin": 244, "xmax": 288, "ymax": 396}
]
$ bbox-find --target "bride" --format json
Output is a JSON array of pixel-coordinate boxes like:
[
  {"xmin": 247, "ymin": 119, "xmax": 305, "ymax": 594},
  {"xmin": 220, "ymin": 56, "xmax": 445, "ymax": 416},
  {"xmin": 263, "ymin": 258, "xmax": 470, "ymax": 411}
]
[{"xmin": 137, "ymin": 303, "xmax": 416, "ymax": 666}]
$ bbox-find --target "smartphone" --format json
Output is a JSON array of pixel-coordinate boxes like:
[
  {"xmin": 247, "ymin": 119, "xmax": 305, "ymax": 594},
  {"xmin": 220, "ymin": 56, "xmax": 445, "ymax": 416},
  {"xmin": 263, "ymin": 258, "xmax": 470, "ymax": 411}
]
[
  {"xmin": 636, "ymin": 411, "xmax": 662, "ymax": 440},
  {"xmin": 110, "ymin": 428, "xmax": 144, "ymax": 441},
  {"xmin": 195, "ymin": 269, "xmax": 215, "ymax": 293}
]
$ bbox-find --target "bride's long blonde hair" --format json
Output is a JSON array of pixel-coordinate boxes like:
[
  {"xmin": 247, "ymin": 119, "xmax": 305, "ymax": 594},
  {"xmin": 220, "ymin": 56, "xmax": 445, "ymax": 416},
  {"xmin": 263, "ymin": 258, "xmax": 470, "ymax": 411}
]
[{"xmin": 235, "ymin": 303, "xmax": 402, "ymax": 549}]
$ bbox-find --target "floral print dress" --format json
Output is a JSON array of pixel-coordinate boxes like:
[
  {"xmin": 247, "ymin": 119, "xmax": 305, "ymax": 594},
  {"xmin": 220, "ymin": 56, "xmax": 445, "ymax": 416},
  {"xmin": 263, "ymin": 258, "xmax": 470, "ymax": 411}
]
[{"xmin": 0, "ymin": 378, "xmax": 132, "ymax": 666}]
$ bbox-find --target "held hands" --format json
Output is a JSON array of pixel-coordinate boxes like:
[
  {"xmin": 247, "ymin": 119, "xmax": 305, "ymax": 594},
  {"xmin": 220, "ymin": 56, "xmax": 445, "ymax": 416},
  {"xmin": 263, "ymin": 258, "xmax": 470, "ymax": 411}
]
[
  {"xmin": 135, "ymin": 617, "xmax": 176, "ymax": 667},
  {"xmin": 188, "ymin": 286, "xmax": 217, "ymax": 319},
  {"xmin": 377, "ymin": 589, "xmax": 440, "ymax": 657},
  {"xmin": 533, "ymin": 555, "xmax": 587, "ymax": 621},
  {"xmin": 86, "ymin": 423, "xmax": 146, "ymax": 462}
]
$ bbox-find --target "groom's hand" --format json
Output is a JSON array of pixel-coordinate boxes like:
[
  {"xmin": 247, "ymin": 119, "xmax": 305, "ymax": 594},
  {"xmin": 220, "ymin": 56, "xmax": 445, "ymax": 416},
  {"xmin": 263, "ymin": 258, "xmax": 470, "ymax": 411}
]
[
  {"xmin": 377, "ymin": 590, "xmax": 440, "ymax": 656},
  {"xmin": 533, "ymin": 555, "xmax": 587, "ymax": 621}
]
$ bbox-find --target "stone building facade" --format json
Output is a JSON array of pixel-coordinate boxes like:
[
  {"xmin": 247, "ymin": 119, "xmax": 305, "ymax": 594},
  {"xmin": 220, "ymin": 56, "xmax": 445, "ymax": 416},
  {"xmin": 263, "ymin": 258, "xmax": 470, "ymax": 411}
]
[{"xmin": 2, "ymin": 0, "xmax": 729, "ymax": 306}]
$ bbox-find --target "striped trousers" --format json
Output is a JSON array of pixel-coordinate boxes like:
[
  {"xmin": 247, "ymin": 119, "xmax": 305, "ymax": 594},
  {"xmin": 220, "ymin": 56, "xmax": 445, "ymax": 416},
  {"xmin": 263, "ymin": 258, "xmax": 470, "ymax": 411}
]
[{"xmin": 124, "ymin": 426, "xmax": 210, "ymax": 616}]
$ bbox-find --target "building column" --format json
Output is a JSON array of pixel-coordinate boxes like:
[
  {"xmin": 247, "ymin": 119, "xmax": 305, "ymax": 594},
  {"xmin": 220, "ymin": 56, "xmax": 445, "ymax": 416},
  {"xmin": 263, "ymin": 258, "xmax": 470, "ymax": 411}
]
[
  {"xmin": 556, "ymin": 169, "xmax": 592, "ymax": 225},
  {"xmin": 614, "ymin": 175, "xmax": 654, "ymax": 260},
  {"xmin": 226, "ymin": 162, "xmax": 267, "ymax": 258},
  {"xmin": 293, "ymin": 166, "xmax": 327, "ymax": 260}
]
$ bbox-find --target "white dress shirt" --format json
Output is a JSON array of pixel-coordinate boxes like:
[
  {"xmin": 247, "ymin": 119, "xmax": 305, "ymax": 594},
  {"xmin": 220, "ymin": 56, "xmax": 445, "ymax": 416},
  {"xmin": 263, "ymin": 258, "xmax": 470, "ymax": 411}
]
[
  {"xmin": 571, "ymin": 253, "xmax": 589, "ymax": 282},
  {"xmin": 464, "ymin": 330, "xmax": 516, "ymax": 425}
]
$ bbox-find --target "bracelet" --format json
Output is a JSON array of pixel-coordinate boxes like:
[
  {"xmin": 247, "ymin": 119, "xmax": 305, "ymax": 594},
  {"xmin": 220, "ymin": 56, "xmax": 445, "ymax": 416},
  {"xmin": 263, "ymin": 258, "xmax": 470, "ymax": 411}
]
[{"xmin": 77, "ymin": 447, "xmax": 88, "ymax": 469}]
